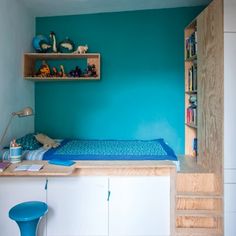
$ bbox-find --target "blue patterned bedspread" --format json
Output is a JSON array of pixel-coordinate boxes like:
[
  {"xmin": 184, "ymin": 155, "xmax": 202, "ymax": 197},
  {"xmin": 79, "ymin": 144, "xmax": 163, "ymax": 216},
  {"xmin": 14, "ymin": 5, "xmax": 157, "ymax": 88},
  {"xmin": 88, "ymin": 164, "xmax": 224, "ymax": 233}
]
[{"xmin": 43, "ymin": 139, "xmax": 177, "ymax": 161}]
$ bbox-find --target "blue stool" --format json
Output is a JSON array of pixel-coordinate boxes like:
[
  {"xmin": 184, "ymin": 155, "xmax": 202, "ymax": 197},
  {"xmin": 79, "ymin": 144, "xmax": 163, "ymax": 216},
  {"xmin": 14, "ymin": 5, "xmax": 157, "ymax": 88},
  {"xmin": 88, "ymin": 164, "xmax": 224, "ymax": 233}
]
[{"xmin": 9, "ymin": 201, "xmax": 48, "ymax": 236}]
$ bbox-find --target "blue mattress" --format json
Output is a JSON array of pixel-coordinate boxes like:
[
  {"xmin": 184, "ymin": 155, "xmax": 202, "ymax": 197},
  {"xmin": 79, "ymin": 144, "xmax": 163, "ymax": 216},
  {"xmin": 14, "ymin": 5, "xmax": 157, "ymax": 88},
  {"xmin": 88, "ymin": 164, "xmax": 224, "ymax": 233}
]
[{"xmin": 43, "ymin": 139, "xmax": 177, "ymax": 161}]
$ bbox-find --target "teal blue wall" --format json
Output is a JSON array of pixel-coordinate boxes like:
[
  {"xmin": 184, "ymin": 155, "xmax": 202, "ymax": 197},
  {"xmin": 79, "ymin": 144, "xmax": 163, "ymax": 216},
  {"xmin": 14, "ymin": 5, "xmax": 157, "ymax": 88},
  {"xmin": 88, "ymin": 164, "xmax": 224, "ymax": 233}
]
[{"xmin": 35, "ymin": 7, "xmax": 203, "ymax": 154}]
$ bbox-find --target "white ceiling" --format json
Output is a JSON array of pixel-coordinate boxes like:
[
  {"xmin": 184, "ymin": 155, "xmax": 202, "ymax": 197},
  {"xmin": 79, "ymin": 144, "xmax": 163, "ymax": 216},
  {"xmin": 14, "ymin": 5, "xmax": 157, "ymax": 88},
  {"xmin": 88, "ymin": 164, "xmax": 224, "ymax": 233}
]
[{"xmin": 21, "ymin": 0, "xmax": 211, "ymax": 17}]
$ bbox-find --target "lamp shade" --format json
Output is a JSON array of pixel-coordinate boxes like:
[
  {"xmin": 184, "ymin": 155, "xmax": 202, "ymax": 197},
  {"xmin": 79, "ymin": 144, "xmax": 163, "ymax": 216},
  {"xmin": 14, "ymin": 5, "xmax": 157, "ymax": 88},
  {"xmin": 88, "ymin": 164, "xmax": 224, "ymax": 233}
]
[{"xmin": 12, "ymin": 107, "xmax": 33, "ymax": 117}]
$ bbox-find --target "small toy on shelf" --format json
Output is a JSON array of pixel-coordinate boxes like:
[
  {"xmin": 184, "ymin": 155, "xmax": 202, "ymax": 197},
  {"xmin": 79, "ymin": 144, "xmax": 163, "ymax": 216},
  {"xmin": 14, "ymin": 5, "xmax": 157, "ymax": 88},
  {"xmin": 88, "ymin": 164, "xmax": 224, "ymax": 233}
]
[
  {"xmin": 51, "ymin": 67, "xmax": 59, "ymax": 77},
  {"xmin": 32, "ymin": 35, "xmax": 51, "ymax": 53},
  {"xmin": 49, "ymin": 31, "xmax": 57, "ymax": 53},
  {"xmin": 36, "ymin": 60, "xmax": 51, "ymax": 77},
  {"xmin": 69, "ymin": 66, "xmax": 82, "ymax": 77},
  {"xmin": 58, "ymin": 65, "xmax": 66, "ymax": 77},
  {"xmin": 85, "ymin": 64, "xmax": 97, "ymax": 77},
  {"xmin": 59, "ymin": 37, "xmax": 75, "ymax": 53},
  {"xmin": 73, "ymin": 45, "xmax": 88, "ymax": 54}
]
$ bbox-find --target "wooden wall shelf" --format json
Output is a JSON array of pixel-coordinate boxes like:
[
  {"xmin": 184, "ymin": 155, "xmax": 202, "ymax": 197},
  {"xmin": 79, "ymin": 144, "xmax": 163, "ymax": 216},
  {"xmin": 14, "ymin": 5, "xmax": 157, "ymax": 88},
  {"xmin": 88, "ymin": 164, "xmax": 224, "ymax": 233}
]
[{"xmin": 24, "ymin": 53, "xmax": 101, "ymax": 81}]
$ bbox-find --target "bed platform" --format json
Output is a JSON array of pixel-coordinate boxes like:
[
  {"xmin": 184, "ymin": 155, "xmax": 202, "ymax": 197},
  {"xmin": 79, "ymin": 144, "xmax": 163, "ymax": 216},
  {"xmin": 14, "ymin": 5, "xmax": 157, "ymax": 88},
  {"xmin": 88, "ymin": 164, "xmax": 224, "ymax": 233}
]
[{"xmin": 2, "ymin": 138, "xmax": 178, "ymax": 165}]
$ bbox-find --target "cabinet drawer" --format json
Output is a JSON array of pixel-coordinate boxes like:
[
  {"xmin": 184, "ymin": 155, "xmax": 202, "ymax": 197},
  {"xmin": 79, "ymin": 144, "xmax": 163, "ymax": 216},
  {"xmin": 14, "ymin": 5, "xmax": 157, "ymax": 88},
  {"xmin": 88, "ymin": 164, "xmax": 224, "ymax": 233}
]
[
  {"xmin": 224, "ymin": 169, "xmax": 236, "ymax": 183},
  {"xmin": 225, "ymin": 212, "xmax": 236, "ymax": 236},
  {"xmin": 225, "ymin": 184, "xmax": 236, "ymax": 212}
]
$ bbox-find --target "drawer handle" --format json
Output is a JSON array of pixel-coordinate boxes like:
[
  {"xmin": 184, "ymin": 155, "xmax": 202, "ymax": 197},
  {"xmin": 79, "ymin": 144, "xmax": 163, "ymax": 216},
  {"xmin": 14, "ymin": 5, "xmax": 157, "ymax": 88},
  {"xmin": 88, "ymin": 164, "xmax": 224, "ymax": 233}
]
[
  {"xmin": 45, "ymin": 179, "xmax": 48, "ymax": 190},
  {"xmin": 107, "ymin": 191, "xmax": 111, "ymax": 201}
]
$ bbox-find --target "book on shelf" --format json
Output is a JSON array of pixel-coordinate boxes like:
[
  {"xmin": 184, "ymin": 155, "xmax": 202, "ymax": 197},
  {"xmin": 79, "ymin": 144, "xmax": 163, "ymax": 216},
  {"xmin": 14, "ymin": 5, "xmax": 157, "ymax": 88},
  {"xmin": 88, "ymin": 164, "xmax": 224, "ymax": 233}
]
[
  {"xmin": 188, "ymin": 64, "xmax": 197, "ymax": 91},
  {"xmin": 185, "ymin": 30, "xmax": 198, "ymax": 59},
  {"xmin": 0, "ymin": 162, "xmax": 11, "ymax": 172},
  {"xmin": 186, "ymin": 105, "xmax": 197, "ymax": 126},
  {"xmin": 14, "ymin": 164, "xmax": 44, "ymax": 172},
  {"xmin": 192, "ymin": 138, "xmax": 198, "ymax": 156}
]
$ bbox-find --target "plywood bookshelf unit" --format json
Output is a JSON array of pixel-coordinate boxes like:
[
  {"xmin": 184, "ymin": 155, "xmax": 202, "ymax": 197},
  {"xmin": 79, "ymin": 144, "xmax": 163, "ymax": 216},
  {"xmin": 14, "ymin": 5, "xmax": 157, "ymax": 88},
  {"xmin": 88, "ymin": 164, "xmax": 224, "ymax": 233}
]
[
  {"xmin": 184, "ymin": 20, "xmax": 198, "ymax": 157},
  {"xmin": 178, "ymin": 0, "xmax": 224, "ymax": 235},
  {"xmin": 24, "ymin": 53, "xmax": 100, "ymax": 81}
]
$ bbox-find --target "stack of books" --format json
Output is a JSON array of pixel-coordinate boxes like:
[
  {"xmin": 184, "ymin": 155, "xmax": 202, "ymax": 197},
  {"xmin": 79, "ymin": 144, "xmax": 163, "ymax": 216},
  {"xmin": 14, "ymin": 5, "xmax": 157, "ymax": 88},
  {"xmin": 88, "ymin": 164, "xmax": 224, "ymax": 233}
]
[{"xmin": 0, "ymin": 162, "xmax": 11, "ymax": 172}]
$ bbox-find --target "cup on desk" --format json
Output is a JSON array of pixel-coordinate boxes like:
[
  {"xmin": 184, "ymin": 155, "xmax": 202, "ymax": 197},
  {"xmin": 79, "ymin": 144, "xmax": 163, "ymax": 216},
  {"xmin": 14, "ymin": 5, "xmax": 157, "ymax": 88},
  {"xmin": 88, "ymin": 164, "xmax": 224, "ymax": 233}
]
[{"xmin": 10, "ymin": 146, "xmax": 22, "ymax": 163}]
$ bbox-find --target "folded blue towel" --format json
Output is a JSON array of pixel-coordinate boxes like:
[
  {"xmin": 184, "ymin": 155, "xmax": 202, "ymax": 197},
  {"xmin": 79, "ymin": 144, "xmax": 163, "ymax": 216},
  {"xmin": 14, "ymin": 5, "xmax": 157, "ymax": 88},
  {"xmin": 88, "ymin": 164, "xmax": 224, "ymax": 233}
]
[{"xmin": 48, "ymin": 159, "xmax": 75, "ymax": 166}]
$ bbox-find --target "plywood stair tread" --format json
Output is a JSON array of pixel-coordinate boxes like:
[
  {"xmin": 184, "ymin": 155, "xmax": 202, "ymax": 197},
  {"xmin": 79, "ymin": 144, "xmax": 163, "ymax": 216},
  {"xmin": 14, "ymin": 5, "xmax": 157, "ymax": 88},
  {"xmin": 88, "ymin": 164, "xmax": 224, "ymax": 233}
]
[
  {"xmin": 176, "ymin": 227, "xmax": 222, "ymax": 235},
  {"xmin": 176, "ymin": 209, "xmax": 222, "ymax": 217},
  {"xmin": 177, "ymin": 192, "xmax": 222, "ymax": 198}
]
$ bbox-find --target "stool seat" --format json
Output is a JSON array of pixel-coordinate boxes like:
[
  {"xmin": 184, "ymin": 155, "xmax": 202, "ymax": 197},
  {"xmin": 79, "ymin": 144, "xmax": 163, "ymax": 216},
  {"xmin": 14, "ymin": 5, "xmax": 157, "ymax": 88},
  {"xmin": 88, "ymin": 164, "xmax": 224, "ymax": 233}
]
[{"xmin": 9, "ymin": 201, "xmax": 48, "ymax": 222}]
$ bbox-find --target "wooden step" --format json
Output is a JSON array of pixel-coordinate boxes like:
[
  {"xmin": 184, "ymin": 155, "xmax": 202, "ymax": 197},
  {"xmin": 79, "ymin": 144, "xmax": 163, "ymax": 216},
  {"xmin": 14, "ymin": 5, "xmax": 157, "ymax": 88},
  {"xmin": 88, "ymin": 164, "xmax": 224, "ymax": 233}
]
[
  {"xmin": 176, "ymin": 197, "xmax": 222, "ymax": 211},
  {"xmin": 177, "ymin": 173, "xmax": 216, "ymax": 193},
  {"xmin": 176, "ymin": 215, "xmax": 221, "ymax": 228},
  {"xmin": 177, "ymin": 192, "xmax": 222, "ymax": 198},
  {"xmin": 176, "ymin": 210, "xmax": 222, "ymax": 217},
  {"xmin": 176, "ymin": 227, "xmax": 222, "ymax": 236}
]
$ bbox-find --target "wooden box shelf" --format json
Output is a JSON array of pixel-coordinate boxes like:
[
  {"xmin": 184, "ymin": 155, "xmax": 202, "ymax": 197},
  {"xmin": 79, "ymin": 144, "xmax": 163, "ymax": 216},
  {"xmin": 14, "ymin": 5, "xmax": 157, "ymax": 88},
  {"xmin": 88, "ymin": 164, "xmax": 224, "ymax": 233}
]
[{"xmin": 24, "ymin": 53, "xmax": 101, "ymax": 81}]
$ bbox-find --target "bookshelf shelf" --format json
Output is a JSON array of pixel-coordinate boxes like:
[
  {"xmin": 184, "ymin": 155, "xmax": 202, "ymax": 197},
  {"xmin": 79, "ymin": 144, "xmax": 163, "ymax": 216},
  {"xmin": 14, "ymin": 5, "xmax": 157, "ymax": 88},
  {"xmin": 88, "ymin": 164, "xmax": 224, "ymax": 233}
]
[
  {"xmin": 185, "ymin": 20, "xmax": 198, "ymax": 157},
  {"xmin": 185, "ymin": 55, "xmax": 197, "ymax": 62},
  {"xmin": 185, "ymin": 90, "xmax": 197, "ymax": 95},
  {"xmin": 185, "ymin": 123, "xmax": 197, "ymax": 129}
]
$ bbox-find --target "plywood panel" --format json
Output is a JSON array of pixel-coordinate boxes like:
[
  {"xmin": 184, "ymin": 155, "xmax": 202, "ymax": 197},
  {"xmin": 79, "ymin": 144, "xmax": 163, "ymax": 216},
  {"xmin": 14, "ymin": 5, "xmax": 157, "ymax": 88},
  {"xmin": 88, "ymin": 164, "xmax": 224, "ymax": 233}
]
[
  {"xmin": 177, "ymin": 198, "xmax": 221, "ymax": 211},
  {"xmin": 176, "ymin": 216, "xmax": 217, "ymax": 228},
  {"xmin": 177, "ymin": 173, "xmax": 216, "ymax": 193},
  {"xmin": 197, "ymin": 0, "xmax": 223, "ymax": 180}
]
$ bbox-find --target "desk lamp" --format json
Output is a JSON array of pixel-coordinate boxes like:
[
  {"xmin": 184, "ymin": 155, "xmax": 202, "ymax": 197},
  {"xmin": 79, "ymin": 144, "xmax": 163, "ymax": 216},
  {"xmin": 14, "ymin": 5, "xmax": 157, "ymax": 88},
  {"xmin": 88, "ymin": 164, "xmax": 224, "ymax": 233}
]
[{"xmin": 0, "ymin": 107, "xmax": 33, "ymax": 148}]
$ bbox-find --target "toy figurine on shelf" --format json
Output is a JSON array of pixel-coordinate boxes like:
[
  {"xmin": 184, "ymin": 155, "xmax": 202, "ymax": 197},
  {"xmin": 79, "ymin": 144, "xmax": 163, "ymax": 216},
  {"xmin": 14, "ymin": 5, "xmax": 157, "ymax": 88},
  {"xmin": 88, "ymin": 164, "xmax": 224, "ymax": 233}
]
[
  {"xmin": 73, "ymin": 45, "xmax": 88, "ymax": 54},
  {"xmin": 32, "ymin": 35, "xmax": 51, "ymax": 53},
  {"xmin": 85, "ymin": 64, "xmax": 97, "ymax": 77},
  {"xmin": 32, "ymin": 35, "xmax": 49, "ymax": 53},
  {"xmin": 36, "ymin": 60, "xmax": 51, "ymax": 77},
  {"xmin": 51, "ymin": 67, "xmax": 59, "ymax": 77},
  {"xmin": 59, "ymin": 37, "xmax": 75, "ymax": 53},
  {"xmin": 69, "ymin": 66, "xmax": 82, "ymax": 77},
  {"xmin": 49, "ymin": 31, "xmax": 57, "ymax": 53},
  {"xmin": 58, "ymin": 65, "xmax": 66, "ymax": 77}
]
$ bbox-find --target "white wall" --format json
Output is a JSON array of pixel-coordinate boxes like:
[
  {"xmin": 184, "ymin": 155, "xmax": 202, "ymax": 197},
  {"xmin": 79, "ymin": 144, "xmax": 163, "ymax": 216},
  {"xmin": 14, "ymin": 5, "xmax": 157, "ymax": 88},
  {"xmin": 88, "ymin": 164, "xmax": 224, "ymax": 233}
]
[
  {"xmin": 224, "ymin": 0, "xmax": 236, "ymax": 235},
  {"xmin": 0, "ymin": 0, "xmax": 35, "ymax": 148},
  {"xmin": 224, "ymin": 0, "xmax": 236, "ymax": 32}
]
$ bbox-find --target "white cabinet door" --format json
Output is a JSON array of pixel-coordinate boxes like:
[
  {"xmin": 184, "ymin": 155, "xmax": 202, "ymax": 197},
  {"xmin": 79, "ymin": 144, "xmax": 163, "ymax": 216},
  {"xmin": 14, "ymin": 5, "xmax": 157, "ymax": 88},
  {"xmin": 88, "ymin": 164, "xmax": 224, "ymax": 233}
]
[
  {"xmin": 224, "ymin": 0, "xmax": 236, "ymax": 32},
  {"xmin": 224, "ymin": 33, "xmax": 236, "ymax": 169},
  {"xmin": 47, "ymin": 177, "xmax": 108, "ymax": 236},
  {"xmin": 109, "ymin": 176, "xmax": 170, "ymax": 236},
  {"xmin": 0, "ymin": 177, "xmax": 47, "ymax": 236}
]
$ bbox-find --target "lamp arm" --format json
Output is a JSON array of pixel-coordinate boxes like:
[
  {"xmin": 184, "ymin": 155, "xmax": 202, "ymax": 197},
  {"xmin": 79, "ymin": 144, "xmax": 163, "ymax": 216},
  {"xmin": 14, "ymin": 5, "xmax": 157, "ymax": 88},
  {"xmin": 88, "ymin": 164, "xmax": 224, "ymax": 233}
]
[{"xmin": 0, "ymin": 114, "xmax": 14, "ymax": 148}]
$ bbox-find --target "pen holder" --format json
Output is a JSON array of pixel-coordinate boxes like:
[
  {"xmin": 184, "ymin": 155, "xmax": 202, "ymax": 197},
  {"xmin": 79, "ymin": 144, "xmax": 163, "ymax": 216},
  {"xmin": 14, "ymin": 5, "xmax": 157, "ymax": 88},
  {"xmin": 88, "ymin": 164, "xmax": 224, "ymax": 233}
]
[{"xmin": 10, "ymin": 146, "xmax": 22, "ymax": 163}]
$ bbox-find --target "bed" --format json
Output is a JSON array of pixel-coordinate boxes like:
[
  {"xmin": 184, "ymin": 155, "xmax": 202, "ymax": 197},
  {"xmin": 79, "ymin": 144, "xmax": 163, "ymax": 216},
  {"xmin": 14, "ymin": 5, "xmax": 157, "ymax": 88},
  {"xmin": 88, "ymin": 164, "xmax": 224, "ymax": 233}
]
[{"xmin": 2, "ymin": 138, "xmax": 179, "ymax": 168}]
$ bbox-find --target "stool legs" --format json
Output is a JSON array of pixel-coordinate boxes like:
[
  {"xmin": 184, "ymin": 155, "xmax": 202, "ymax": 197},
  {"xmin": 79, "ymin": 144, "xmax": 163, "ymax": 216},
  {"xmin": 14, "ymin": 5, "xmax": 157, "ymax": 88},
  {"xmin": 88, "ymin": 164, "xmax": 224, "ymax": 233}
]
[{"xmin": 16, "ymin": 218, "xmax": 40, "ymax": 236}]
